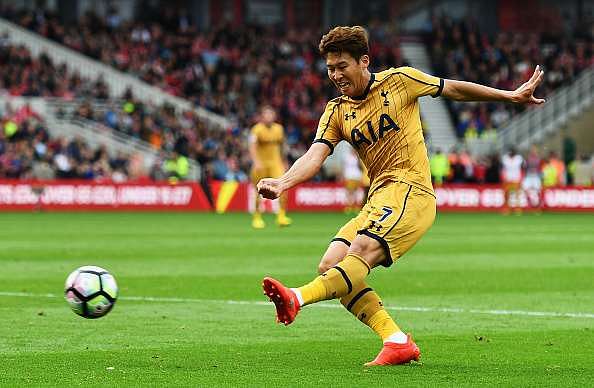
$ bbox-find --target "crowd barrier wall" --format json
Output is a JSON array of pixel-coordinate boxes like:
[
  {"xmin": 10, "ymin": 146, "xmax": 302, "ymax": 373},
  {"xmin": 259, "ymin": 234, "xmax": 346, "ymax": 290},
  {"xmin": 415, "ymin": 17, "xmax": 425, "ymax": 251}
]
[{"xmin": 1, "ymin": 180, "xmax": 593, "ymax": 212}]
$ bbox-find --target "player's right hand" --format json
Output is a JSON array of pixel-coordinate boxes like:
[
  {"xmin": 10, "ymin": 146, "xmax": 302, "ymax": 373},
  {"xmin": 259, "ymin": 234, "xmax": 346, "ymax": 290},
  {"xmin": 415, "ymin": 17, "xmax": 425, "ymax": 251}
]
[{"xmin": 257, "ymin": 178, "xmax": 283, "ymax": 200}]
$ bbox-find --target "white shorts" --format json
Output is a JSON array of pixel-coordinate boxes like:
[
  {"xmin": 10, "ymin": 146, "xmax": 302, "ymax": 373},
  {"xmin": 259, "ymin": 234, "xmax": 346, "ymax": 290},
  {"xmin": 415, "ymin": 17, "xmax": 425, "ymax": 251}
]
[
  {"xmin": 343, "ymin": 167, "xmax": 362, "ymax": 181},
  {"xmin": 522, "ymin": 174, "xmax": 542, "ymax": 191}
]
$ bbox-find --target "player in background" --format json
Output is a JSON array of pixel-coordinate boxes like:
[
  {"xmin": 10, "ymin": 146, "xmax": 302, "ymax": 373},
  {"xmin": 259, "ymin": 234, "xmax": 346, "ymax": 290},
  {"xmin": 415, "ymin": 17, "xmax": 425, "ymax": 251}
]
[
  {"xmin": 360, "ymin": 160, "xmax": 371, "ymax": 203},
  {"xmin": 341, "ymin": 146, "xmax": 367, "ymax": 213},
  {"xmin": 522, "ymin": 145, "xmax": 543, "ymax": 211},
  {"xmin": 257, "ymin": 26, "xmax": 545, "ymax": 366},
  {"xmin": 501, "ymin": 148, "xmax": 525, "ymax": 214},
  {"xmin": 249, "ymin": 106, "xmax": 292, "ymax": 229}
]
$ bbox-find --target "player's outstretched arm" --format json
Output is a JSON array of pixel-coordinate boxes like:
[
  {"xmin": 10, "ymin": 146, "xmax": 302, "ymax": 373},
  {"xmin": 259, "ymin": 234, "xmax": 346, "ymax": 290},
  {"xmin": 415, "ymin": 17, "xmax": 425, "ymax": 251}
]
[
  {"xmin": 257, "ymin": 142, "xmax": 331, "ymax": 200},
  {"xmin": 442, "ymin": 65, "xmax": 545, "ymax": 105}
]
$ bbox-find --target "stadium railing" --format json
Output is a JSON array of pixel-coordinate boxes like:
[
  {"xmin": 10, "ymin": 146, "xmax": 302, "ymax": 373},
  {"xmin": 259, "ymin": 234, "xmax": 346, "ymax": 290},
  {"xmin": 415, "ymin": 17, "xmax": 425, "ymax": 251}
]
[
  {"xmin": 0, "ymin": 17, "xmax": 232, "ymax": 132},
  {"xmin": 58, "ymin": 118, "xmax": 202, "ymax": 181},
  {"xmin": 498, "ymin": 67, "xmax": 594, "ymax": 151},
  {"xmin": 0, "ymin": 96, "xmax": 201, "ymax": 180}
]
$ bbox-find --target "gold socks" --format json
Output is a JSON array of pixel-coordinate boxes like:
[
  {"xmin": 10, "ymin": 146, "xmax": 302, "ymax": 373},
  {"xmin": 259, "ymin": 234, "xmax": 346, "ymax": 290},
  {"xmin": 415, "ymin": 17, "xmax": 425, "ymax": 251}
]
[
  {"xmin": 340, "ymin": 282, "xmax": 400, "ymax": 341},
  {"xmin": 298, "ymin": 254, "xmax": 371, "ymax": 305}
]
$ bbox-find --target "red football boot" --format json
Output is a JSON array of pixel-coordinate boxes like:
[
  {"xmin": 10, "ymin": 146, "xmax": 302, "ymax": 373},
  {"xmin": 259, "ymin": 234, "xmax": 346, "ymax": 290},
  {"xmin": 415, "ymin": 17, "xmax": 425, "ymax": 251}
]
[
  {"xmin": 364, "ymin": 334, "xmax": 421, "ymax": 366},
  {"xmin": 262, "ymin": 277, "xmax": 300, "ymax": 325}
]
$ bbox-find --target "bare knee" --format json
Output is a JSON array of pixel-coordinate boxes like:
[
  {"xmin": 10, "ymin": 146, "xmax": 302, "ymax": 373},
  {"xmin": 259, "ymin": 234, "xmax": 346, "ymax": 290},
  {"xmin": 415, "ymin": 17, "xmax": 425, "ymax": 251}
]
[
  {"xmin": 317, "ymin": 264, "xmax": 328, "ymax": 274},
  {"xmin": 349, "ymin": 234, "xmax": 385, "ymax": 267},
  {"xmin": 318, "ymin": 252, "xmax": 345, "ymax": 273},
  {"xmin": 317, "ymin": 259, "xmax": 335, "ymax": 274},
  {"xmin": 318, "ymin": 240, "xmax": 350, "ymax": 274}
]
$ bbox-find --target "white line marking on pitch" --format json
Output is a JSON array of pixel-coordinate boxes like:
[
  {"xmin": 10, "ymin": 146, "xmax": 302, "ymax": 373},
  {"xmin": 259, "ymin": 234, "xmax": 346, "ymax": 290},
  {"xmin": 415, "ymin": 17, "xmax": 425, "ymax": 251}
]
[{"xmin": 1, "ymin": 291, "xmax": 593, "ymax": 319}]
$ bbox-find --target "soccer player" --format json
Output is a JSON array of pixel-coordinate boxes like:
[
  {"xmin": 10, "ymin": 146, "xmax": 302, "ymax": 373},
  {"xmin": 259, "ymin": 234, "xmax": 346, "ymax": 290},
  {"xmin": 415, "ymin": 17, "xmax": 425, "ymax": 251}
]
[
  {"xmin": 249, "ymin": 105, "xmax": 292, "ymax": 229},
  {"xmin": 341, "ymin": 145, "xmax": 367, "ymax": 213},
  {"xmin": 257, "ymin": 26, "xmax": 545, "ymax": 366},
  {"xmin": 522, "ymin": 145, "xmax": 543, "ymax": 210},
  {"xmin": 501, "ymin": 147, "xmax": 525, "ymax": 214}
]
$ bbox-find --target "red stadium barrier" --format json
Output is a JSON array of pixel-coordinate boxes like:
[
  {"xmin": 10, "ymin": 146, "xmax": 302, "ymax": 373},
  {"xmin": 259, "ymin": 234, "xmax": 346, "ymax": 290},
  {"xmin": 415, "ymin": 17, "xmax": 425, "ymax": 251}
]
[
  {"xmin": 0, "ymin": 180, "xmax": 212, "ymax": 211},
  {"xmin": 1, "ymin": 180, "xmax": 593, "ymax": 212},
  {"xmin": 289, "ymin": 184, "xmax": 594, "ymax": 212},
  {"xmin": 435, "ymin": 185, "xmax": 506, "ymax": 212},
  {"xmin": 287, "ymin": 183, "xmax": 366, "ymax": 212},
  {"xmin": 434, "ymin": 185, "xmax": 594, "ymax": 212},
  {"xmin": 212, "ymin": 182, "xmax": 594, "ymax": 212},
  {"xmin": 542, "ymin": 188, "xmax": 594, "ymax": 211}
]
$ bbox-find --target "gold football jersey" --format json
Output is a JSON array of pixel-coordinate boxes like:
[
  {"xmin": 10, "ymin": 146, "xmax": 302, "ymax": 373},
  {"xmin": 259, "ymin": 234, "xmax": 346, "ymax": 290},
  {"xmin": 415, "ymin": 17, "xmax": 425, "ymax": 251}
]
[
  {"xmin": 251, "ymin": 122, "xmax": 284, "ymax": 166},
  {"xmin": 314, "ymin": 66, "xmax": 443, "ymax": 196}
]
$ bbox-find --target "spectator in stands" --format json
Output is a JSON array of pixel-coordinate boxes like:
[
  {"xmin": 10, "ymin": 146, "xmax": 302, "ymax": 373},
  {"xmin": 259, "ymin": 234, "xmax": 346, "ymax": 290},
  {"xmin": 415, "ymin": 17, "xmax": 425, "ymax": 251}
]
[
  {"xmin": 542, "ymin": 158, "xmax": 558, "ymax": 187},
  {"xmin": 548, "ymin": 151, "xmax": 567, "ymax": 186},
  {"xmin": 472, "ymin": 156, "xmax": 488, "ymax": 184},
  {"xmin": 31, "ymin": 154, "xmax": 55, "ymax": 180},
  {"xmin": 490, "ymin": 105, "xmax": 511, "ymax": 129},
  {"xmin": 458, "ymin": 149, "xmax": 475, "ymax": 182},
  {"xmin": 480, "ymin": 119, "xmax": 498, "ymax": 143},
  {"xmin": 448, "ymin": 150, "xmax": 466, "ymax": 183},
  {"xmin": 163, "ymin": 151, "xmax": 189, "ymax": 182},
  {"xmin": 225, "ymin": 156, "xmax": 248, "ymax": 182},
  {"xmin": 485, "ymin": 154, "xmax": 502, "ymax": 184},
  {"xmin": 0, "ymin": 101, "xmax": 144, "ymax": 181},
  {"xmin": 53, "ymin": 141, "xmax": 72, "ymax": 178},
  {"xmin": 563, "ymin": 137, "xmax": 577, "ymax": 185},
  {"xmin": 428, "ymin": 14, "xmax": 592, "ymax": 142},
  {"xmin": 210, "ymin": 150, "xmax": 230, "ymax": 181},
  {"xmin": 571, "ymin": 154, "xmax": 593, "ymax": 186},
  {"xmin": 0, "ymin": 43, "xmax": 107, "ymax": 99},
  {"xmin": 2, "ymin": 7, "xmax": 590, "ymax": 185},
  {"xmin": 0, "ymin": 8, "xmax": 402, "ymax": 168},
  {"xmin": 542, "ymin": 151, "xmax": 565, "ymax": 187},
  {"xmin": 430, "ymin": 148, "xmax": 449, "ymax": 186}
]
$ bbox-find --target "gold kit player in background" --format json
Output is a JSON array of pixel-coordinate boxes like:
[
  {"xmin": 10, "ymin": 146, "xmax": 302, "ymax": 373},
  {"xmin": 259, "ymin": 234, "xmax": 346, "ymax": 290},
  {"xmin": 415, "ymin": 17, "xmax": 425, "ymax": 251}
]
[
  {"xmin": 249, "ymin": 105, "xmax": 292, "ymax": 229},
  {"xmin": 257, "ymin": 26, "xmax": 545, "ymax": 366}
]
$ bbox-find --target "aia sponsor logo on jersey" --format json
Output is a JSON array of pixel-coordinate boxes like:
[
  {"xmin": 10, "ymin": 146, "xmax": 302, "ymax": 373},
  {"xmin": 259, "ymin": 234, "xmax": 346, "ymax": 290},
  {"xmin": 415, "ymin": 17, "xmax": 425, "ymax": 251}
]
[{"xmin": 350, "ymin": 113, "xmax": 400, "ymax": 149}]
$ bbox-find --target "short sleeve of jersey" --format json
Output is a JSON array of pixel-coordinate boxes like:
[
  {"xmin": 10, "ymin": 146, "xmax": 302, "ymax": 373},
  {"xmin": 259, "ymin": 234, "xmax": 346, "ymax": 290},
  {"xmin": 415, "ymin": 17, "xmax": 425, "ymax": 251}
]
[
  {"xmin": 313, "ymin": 100, "xmax": 342, "ymax": 154},
  {"xmin": 397, "ymin": 67, "xmax": 444, "ymax": 99}
]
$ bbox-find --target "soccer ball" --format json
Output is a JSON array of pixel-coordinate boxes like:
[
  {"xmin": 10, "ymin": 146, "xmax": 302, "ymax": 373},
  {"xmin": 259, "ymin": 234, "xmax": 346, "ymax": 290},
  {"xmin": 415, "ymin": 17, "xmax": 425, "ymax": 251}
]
[{"xmin": 64, "ymin": 266, "xmax": 118, "ymax": 319}]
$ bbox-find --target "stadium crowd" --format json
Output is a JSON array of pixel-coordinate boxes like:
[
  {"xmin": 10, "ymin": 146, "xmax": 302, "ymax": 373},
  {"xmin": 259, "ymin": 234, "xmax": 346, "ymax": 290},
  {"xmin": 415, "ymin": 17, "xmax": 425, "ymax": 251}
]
[
  {"xmin": 0, "ymin": 5, "xmax": 592, "ymax": 185},
  {"xmin": 0, "ymin": 102, "xmax": 139, "ymax": 181},
  {"xmin": 1, "ymin": 7, "xmax": 406, "ymax": 142},
  {"xmin": 428, "ymin": 15, "xmax": 593, "ymax": 140},
  {"xmin": 68, "ymin": 97, "xmax": 251, "ymax": 182},
  {"xmin": 0, "ymin": 39, "xmax": 110, "ymax": 99},
  {"xmin": 2, "ymin": 8, "xmax": 407, "ymax": 129},
  {"xmin": 429, "ymin": 146, "xmax": 594, "ymax": 187},
  {"xmin": 5, "ymin": 6, "xmax": 591, "ymax": 142},
  {"xmin": 0, "ymin": 40, "xmax": 250, "ymax": 182},
  {"xmin": 3, "ymin": 98, "xmax": 592, "ymax": 187}
]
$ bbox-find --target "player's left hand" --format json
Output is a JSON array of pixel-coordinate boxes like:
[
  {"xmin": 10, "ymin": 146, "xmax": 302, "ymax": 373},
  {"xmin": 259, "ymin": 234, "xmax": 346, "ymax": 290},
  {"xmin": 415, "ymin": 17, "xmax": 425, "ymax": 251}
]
[
  {"xmin": 257, "ymin": 178, "xmax": 283, "ymax": 200},
  {"xmin": 511, "ymin": 65, "xmax": 546, "ymax": 105}
]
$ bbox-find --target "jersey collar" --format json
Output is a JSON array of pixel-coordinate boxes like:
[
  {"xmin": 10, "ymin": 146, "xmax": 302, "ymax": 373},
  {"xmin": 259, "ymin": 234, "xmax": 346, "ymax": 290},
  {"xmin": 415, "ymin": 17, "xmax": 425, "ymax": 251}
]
[{"xmin": 349, "ymin": 73, "xmax": 375, "ymax": 101}]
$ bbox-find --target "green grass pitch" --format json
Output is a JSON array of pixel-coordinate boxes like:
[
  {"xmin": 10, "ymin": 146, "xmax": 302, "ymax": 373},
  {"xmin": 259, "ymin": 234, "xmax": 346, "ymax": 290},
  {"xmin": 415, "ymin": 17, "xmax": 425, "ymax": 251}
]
[{"xmin": 0, "ymin": 211, "xmax": 593, "ymax": 387}]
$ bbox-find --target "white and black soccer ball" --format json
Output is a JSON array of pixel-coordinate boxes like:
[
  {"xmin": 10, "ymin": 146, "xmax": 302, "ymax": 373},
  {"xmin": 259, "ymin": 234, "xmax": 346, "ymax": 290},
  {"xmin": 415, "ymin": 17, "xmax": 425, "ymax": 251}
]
[{"xmin": 64, "ymin": 266, "xmax": 118, "ymax": 319}]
